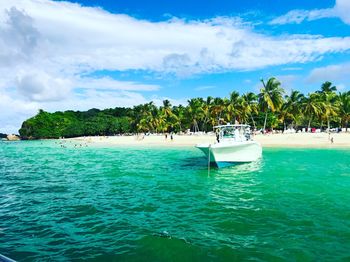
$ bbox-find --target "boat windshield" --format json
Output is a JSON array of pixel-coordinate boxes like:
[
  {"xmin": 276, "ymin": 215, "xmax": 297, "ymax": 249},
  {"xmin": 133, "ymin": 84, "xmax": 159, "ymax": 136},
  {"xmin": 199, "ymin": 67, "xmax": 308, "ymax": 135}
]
[
  {"xmin": 216, "ymin": 125, "xmax": 251, "ymax": 142},
  {"xmin": 222, "ymin": 127, "xmax": 235, "ymax": 138}
]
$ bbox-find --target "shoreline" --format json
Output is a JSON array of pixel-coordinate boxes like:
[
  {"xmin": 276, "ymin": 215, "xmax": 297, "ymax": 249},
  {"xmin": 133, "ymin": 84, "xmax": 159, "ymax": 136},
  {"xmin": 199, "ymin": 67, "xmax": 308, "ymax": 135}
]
[{"xmin": 63, "ymin": 133, "xmax": 350, "ymax": 149}]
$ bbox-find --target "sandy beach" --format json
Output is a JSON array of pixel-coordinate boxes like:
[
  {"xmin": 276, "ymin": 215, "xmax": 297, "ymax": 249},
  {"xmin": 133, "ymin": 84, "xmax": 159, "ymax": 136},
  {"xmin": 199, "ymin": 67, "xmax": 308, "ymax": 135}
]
[{"xmin": 67, "ymin": 132, "xmax": 350, "ymax": 148}]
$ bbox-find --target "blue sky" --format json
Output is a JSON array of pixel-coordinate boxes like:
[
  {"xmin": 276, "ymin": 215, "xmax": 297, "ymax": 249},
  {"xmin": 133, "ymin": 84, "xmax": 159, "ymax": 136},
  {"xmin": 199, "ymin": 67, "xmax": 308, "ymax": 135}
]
[
  {"xmin": 0, "ymin": 0, "xmax": 350, "ymax": 133},
  {"xmin": 73, "ymin": 0, "xmax": 332, "ymax": 20},
  {"xmin": 75, "ymin": 0, "xmax": 350, "ymax": 98}
]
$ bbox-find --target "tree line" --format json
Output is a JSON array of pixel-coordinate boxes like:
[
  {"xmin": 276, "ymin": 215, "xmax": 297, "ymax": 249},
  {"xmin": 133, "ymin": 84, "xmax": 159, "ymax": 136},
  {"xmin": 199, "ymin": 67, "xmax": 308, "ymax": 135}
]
[{"xmin": 19, "ymin": 77, "xmax": 350, "ymax": 139}]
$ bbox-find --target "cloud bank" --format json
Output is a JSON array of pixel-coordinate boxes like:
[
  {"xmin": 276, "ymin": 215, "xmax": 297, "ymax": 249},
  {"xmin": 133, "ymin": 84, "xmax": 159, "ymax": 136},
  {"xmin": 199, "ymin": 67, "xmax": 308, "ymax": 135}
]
[
  {"xmin": 0, "ymin": 0, "xmax": 350, "ymax": 133},
  {"xmin": 307, "ymin": 63, "xmax": 350, "ymax": 84},
  {"xmin": 1, "ymin": 0, "xmax": 350, "ymax": 76}
]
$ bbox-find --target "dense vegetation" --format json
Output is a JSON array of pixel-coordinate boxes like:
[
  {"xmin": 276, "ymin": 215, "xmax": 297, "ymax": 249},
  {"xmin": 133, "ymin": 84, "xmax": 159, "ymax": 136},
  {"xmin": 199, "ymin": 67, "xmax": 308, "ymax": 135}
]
[
  {"xmin": 0, "ymin": 133, "xmax": 7, "ymax": 138},
  {"xmin": 19, "ymin": 78, "xmax": 350, "ymax": 139}
]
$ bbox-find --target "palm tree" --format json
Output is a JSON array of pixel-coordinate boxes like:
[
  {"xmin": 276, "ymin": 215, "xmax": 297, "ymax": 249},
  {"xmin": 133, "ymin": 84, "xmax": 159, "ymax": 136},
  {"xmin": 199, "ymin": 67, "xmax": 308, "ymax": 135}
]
[
  {"xmin": 258, "ymin": 77, "xmax": 284, "ymax": 133},
  {"xmin": 210, "ymin": 97, "xmax": 225, "ymax": 126},
  {"xmin": 161, "ymin": 100, "xmax": 172, "ymax": 117},
  {"xmin": 283, "ymin": 90, "xmax": 304, "ymax": 129},
  {"xmin": 318, "ymin": 82, "xmax": 338, "ymax": 133},
  {"xmin": 235, "ymin": 96, "xmax": 250, "ymax": 125},
  {"xmin": 187, "ymin": 98, "xmax": 204, "ymax": 132},
  {"xmin": 302, "ymin": 93, "xmax": 322, "ymax": 130},
  {"xmin": 338, "ymin": 91, "xmax": 350, "ymax": 132},
  {"xmin": 202, "ymin": 96, "xmax": 213, "ymax": 131},
  {"xmin": 227, "ymin": 91, "xmax": 242, "ymax": 123},
  {"xmin": 172, "ymin": 105, "xmax": 186, "ymax": 132},
  {"xmin": 131, "ymin": 78, "xmax": 345, "ymax": 136},
  {"xmin": 222, "ymin": 98, "xmax": 231, "ymax": 124},
  {"xmin": 136, "ymin": 102, "xmax": 159, "ymax": 133},
  {"xmin": 242, "ymin": 92, "xmax": 258, "ymax": 129},
  {"xmin": 159, "ymin": 100, "xmax": 178, "ymax": 132},
  {"xmin": 320, "ymin": 81, "xmax": 337, "ymax": 93}
]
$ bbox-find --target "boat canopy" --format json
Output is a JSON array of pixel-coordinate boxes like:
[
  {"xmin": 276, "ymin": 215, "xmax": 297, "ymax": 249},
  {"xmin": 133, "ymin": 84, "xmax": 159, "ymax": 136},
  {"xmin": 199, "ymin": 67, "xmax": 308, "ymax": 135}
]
[{"xmin": 213, "ymin": 124, "xmax": 250, "ymax": 129}]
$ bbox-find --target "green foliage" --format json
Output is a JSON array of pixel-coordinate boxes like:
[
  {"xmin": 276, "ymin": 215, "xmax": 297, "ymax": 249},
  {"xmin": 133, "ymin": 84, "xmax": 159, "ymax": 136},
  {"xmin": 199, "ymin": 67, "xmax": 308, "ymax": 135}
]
[
  {"xmin": 19, "ymin": 108, "xmax": 132, "ymax": 139},
  {"xmin": 19, "ymin": 78, "xmax": 350, "ymax": 139}
]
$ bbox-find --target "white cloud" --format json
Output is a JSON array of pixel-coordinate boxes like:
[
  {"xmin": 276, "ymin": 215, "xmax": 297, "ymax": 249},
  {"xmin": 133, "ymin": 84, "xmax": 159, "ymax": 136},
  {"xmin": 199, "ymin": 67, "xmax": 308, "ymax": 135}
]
[
  {"xmin": 42, "ymin": 90, "xmax": 148, "ymax": 112},
  {"xmin": 74, "ymin": 77, "xmax": 160, "ymax": 91},
  {"xmin": 1, "ymin": 0, "xmax": 350, "ymax": 75},
  {"xmin": 337, "ymin": 83, "xmax": 346, "ymax": 91},
  {"xmin": 16, "ymin": 71, "xmax": 72, "ymax": 101},
  {"xmin": 270, "ymin": 0, "xmax": 350, "ymax": 25},
  {"xmin": 334, "ymin": 0, "xmax": 350, "ymax": 25},
  {"xmin": 275, "ymin": 74, "xmax": 299, "ymax": 93},
  {"xmin": 0, "ymin": 91, "xmax": 39, "ymax": 134},
  {"xmin": 307, "ymin": 63, "xmax": 350, "ymax": 84},
  {"xmin": 270, "ymin": 9, "xmax": 335, "ymax": 25},
  {"xmin": 0, "ymin": 7, "xmax": 40, "ymax": 66}
]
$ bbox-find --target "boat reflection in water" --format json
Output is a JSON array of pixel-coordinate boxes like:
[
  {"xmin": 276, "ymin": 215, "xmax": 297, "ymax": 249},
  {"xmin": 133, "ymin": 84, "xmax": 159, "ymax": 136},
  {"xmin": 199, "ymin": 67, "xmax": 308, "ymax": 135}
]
[{"xmin": 218, "ymin": 159, "xmax": 263, "ymax": 175}]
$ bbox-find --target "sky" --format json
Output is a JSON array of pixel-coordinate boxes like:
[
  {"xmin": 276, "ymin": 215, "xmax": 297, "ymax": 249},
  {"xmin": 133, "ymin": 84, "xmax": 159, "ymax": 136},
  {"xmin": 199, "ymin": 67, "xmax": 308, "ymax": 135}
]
[{"xmin": 1, "ymin": 0, "xmax": 350, "ymax": 133}]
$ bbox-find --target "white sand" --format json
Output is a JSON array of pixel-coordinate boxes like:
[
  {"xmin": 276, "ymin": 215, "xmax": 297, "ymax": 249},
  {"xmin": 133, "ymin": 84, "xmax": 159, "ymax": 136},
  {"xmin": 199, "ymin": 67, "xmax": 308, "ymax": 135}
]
[{"xmin": 67, "ymin": 132, "xmax": 350, "ymax": 148}]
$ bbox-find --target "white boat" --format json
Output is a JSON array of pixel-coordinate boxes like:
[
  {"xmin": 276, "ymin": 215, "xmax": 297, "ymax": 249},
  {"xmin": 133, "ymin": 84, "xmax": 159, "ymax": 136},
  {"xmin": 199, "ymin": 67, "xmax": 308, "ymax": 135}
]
[{"xmin": 196, "ymin": 124, "xmax": 262, "ymax": 168}]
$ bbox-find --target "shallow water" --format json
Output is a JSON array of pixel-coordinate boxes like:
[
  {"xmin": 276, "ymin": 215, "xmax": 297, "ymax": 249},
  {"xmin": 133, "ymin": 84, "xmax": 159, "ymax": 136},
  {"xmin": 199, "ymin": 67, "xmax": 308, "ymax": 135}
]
[{"xmin": 1, "ymin": 140, "xmax": 350, "ymax": 261}]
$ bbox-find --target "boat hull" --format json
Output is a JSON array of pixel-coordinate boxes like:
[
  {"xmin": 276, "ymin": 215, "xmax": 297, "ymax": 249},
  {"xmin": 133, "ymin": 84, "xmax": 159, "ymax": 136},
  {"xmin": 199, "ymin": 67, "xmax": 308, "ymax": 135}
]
[{"xmin": 196, "ymin": 141, "xmax": 262, "ymax": 167}]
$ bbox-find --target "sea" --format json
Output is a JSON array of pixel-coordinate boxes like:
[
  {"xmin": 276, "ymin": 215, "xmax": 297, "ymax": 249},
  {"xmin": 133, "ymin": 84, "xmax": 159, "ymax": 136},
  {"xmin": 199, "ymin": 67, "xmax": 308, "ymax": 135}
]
[{"xmin": 1, "ymin": 140, "xmax": 350, "ymax": 261}]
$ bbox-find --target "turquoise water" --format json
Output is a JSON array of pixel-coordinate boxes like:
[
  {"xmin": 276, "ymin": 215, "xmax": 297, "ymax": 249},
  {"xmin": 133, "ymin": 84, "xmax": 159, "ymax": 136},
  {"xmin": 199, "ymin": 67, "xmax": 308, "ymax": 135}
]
[{"xmin": 1, "ymin": 141, "xmax": 350, "ymax": 261}]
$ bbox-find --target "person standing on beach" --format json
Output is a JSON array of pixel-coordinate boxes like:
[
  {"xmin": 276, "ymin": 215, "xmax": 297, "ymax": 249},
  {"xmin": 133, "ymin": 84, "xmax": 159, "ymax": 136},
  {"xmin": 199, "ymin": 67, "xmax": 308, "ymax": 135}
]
[{"xmin": 170, "ymin": 133, "xmax": 173, "ymax": 141}]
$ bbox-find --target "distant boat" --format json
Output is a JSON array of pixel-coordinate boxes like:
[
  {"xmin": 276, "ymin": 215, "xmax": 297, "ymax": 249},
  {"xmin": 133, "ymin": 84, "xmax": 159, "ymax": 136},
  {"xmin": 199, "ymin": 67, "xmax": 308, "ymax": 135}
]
[{"xmin": 196, "ymin": 124, "xmax": 262, "ymax": 168}]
